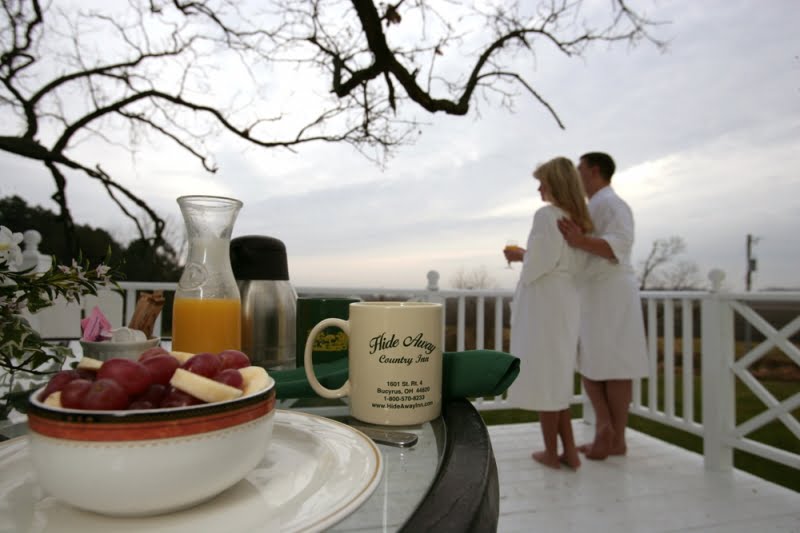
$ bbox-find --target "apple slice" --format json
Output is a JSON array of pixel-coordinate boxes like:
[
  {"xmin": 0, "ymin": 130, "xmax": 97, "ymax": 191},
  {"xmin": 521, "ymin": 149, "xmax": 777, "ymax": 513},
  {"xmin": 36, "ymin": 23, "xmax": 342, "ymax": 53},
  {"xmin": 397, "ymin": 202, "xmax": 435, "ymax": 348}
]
[
  {"xmin": 170, "ymin": 351, "xmax": 195, "ymax": 364},
  {"xmin": 239, "ymin": 366, "xmax": 270, "ymax": 397},
  {"xmin": 77, "ymin": 357, "xmax": 103, "ymax": 371},
  {"xmin": 44, "ymin": 391, "xmax": 63, "ymax": 408},
  {"xmin": 170, "ymin": 368, "xmax": 243, "ymax": 404}
]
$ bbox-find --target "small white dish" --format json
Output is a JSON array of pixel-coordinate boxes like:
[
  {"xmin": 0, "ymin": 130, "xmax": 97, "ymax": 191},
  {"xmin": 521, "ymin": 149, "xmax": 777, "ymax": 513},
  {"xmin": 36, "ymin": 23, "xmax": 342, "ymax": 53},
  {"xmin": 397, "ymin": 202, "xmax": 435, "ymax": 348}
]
[
  {"xmin": 79, "ymin": 336, "xmax": 161, "ymax": 360},
  {"xmin": 0, "ymin": 410, "xmax": 383, "ymax": 532}
]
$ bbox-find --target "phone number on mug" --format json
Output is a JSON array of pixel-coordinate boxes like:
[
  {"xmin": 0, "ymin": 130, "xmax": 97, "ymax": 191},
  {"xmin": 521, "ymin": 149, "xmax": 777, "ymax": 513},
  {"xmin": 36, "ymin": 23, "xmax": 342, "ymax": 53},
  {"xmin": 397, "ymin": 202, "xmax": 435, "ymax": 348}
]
[{"xmin": 384, "ymin": 395, "xmax": 427, "ymax": 402}]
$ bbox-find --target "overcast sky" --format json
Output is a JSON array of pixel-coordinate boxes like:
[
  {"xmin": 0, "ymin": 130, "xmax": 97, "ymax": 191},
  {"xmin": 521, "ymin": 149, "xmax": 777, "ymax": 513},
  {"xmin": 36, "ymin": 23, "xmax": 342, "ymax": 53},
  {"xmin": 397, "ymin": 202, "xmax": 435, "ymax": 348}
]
[{"xmin": 2, "ymin": 1, "xmax": 799, "ymax": 291}]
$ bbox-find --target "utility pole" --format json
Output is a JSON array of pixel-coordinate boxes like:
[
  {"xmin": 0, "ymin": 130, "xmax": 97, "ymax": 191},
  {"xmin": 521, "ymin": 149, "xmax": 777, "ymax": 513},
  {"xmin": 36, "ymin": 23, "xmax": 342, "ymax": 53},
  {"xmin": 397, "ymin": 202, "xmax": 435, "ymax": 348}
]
[
  {"xmin": 745, "ymin": 234, "xmax": 760, "ymax": 351},
  {"xmin": 745, "ymin": 234, "xmax": 759, "ymax": 291}
]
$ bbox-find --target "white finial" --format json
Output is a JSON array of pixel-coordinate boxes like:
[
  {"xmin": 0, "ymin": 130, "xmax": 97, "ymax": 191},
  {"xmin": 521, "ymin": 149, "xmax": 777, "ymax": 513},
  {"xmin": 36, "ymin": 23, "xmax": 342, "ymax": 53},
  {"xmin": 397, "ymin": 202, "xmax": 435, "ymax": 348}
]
[
  {"xmin": 21, "ymin": 229, "xmax": 51, "ymax": 273},
  {"xmin": 708, "ymin": 268, "xmax": 725, "ymax": 292},
  {"xmin": 23, "ymin": 230, "xmax": 42, "ymax": 250},
  {"xmin": 426, "ymin": 270, "xmax": 440, "ymax": 291}
]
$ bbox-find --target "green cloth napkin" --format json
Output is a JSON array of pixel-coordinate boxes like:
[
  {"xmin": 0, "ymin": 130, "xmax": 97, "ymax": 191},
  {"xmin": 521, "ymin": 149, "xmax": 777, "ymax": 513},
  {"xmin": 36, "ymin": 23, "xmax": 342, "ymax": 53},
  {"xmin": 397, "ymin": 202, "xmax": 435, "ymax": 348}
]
[{"xmin": 270, "ymin": 350, "xmax": 520, "ymax": 400}]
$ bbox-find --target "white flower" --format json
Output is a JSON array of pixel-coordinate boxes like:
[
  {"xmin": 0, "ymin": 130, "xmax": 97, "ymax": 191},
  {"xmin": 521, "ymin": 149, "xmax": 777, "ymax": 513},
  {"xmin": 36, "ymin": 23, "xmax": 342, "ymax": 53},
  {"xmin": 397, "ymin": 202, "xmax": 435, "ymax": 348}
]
[
  {"xmin": 0, "ymin": 226, "xmax": 23, "ymax": 267},
  {"xmin": 71, "ymin": 259, "xmax": 86, "ymax": 280}
]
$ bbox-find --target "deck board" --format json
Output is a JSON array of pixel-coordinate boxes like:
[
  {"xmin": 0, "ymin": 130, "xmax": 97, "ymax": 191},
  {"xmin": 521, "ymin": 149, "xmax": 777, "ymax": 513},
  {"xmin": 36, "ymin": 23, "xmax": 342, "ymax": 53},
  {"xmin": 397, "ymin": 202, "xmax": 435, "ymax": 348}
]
[{"xmin": 488, "ymin": 421, "xmax": 800, "ymax": 533}]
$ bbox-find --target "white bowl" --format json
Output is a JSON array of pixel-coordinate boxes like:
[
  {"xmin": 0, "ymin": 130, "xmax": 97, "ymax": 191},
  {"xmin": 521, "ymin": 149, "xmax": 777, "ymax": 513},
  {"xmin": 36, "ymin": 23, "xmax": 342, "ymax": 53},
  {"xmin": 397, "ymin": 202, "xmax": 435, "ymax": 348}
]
[
  {"xmin": 26, "ymin": 378, "xmax": 276, "ymax": 516},
  {"xmin": 79, "ymin": 336, "xmax": 161, "ymax": 361}
]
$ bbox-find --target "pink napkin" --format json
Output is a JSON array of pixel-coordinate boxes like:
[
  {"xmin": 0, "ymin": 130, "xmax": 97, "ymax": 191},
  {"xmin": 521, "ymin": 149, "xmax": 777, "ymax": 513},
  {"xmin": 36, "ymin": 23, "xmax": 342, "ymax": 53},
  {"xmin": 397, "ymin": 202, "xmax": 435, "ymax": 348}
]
[{"xmin": 81, "ymin": 306, "xmax": 112, "ymax": 341}]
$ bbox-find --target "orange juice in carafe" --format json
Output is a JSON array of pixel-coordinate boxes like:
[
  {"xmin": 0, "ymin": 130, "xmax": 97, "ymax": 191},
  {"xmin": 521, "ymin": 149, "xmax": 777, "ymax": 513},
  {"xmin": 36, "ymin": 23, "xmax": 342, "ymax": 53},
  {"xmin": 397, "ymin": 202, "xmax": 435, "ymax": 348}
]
[
  {"xmin": 172, "ymin": 297, "xmax": 241, "ymax": 354},
  {"xmin": 173, "ymin": 195, "xmax": 243, "ymax": 355}
]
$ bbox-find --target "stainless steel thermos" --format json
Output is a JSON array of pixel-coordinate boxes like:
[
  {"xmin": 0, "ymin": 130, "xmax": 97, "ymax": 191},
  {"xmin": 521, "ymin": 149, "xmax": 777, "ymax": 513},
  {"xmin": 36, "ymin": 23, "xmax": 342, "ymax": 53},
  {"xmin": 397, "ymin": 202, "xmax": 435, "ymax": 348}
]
[{"xmin": 230, "ymin": 235, "xmax": 296, "ymax": 369}]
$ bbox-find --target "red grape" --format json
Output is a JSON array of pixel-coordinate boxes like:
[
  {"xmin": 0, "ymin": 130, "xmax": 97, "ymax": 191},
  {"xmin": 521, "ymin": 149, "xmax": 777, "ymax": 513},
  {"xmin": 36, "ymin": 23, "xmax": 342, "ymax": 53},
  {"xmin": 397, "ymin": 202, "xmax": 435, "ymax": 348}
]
[
  {"xmin": 41, "ymin": 370, "xmax": 82, "ymax": 400},
  {"xmin": 97, "ymin": 358, "xmax": 153, "ymax": 396},
  {"xmin": 138, "ymin": 347, "xmax": 171, "ymax": 362},
  {"xmin": 181, "ymin": 352, "xmax": 222, "ymax": 378},
  {"xmin": 160, "ymin": 386, "xmax": 202, "ymax": 408},
  {"xmin": 218, "ymin": 350, "xmax": 250, "ymax": 370},
  {"xmin": 60, "ymin": 379, "xmax": 93, "ymax": 408},
  {"xmin": 132, "ymin": 383, "xmax": 167, "ymax": 406},
  {"xmin": 141, "ymin": 354, "xmax": 179, "ymax": 385},
  {"xmin": 213, "ymin": 368, "xmax": 244, "ymax": 389},
  {"xmin": 76, "ymin": 369, "xmax": 97, "ymax": 381},
  {"xmin": 81, "ymin": 379, "xmax": 129, "ymax": 410}
]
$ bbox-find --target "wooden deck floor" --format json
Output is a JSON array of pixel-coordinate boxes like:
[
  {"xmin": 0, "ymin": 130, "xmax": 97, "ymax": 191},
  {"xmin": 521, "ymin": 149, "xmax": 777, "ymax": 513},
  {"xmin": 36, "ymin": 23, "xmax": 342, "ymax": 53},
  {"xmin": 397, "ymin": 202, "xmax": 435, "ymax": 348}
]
[{"xmin": 488, "ymin": 421, "xmax": 800, "ymax": 533}]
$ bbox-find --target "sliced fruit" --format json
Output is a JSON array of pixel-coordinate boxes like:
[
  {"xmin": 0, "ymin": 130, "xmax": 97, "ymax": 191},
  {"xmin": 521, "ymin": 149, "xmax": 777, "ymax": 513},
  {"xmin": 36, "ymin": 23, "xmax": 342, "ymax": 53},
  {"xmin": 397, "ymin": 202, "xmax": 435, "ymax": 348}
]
[
  {"xmin": 239, "ymin": 366, "xmax": 270, "ymax": 397},
  {"xmin": 170, "ymin": 351, "xmax": 195, "ymax": 364},
  {"xmin": 44, "ymin": 391, "xmax": 63, "ymax": 408},
  {"xmin": 77, "ymin": 357, "xmax": 103, "ymax": 371},
  {"xmin": 169, "ymin": 368, "xmax": 243, "ymax": 404}
]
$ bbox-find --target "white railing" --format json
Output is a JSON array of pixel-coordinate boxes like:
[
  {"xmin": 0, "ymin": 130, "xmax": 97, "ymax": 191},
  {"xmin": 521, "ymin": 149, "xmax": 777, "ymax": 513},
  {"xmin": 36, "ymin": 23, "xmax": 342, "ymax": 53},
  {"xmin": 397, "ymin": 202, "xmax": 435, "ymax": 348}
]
[
  {"xmin": 114, "ymin": 276, "xmax": 800, "ymax": 474},
  {"xmin": 629, "ymin": 285, "xmax": 800, "ymax": 473},
  {"xmin": 14, "ymin": 259, "xmax": 800, "ymax": 474}
]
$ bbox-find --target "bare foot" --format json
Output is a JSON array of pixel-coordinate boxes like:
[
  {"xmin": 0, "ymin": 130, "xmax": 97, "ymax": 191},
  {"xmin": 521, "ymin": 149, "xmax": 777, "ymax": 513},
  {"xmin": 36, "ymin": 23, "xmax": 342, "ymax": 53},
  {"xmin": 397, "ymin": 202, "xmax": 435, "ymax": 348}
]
[
  {"xmin": 580, "ymin": 437, "xmax": 626, "ymax": 457},
  {"xmin": 584, "ymin": 425, "xmax": 615, "ymax": 461},
  {"xmin": 531, "ymin": 451, "xmax": 561, "ymax": 469},
  {"xmin": 559, "ymin": 452, "xmax": 581, "ymax": 470},
  {"xmin": 608, "ymin": 443, "xmax": 627, "ymax": 456}
]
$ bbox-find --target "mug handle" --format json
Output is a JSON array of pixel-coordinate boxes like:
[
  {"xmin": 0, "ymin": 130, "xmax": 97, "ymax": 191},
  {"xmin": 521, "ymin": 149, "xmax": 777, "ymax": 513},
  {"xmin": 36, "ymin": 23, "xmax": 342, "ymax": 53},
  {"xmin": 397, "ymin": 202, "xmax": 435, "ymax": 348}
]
[{"xmin": 303, "ymin": 318, "xmax": 351, "ymax": 399}]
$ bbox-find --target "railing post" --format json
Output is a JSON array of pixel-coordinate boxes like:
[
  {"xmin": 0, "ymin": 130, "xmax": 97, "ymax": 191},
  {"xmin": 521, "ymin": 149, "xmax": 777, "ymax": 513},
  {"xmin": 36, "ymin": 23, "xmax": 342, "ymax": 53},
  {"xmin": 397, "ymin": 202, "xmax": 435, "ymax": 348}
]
[
  {"xmin": 701, "ymin": 269, "xmax": 735, "ymax": 471},
  {"xmin": 424, "ymin": 270, "xmax": 447, "ymax": 350},
  {"xmin": 475, "ymin": 296, "xmax": 485, "ymax": 349}
]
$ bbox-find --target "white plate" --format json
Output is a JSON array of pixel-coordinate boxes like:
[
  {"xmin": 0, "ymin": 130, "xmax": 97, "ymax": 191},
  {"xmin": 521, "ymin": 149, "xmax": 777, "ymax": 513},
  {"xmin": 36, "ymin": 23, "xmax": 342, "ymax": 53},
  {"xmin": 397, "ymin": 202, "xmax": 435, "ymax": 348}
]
[{"xmin": 0, "ymin": 410, "xmax": 383, "ymax": 533}]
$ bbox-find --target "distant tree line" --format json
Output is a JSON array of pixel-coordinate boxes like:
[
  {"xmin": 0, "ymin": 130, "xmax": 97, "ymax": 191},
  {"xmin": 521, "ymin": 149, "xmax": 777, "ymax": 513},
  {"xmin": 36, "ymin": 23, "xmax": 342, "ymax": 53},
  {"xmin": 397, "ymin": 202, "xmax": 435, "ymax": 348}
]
[
  {"xmin": 0, "ymin": 196, "xmax": 180, "ymax": 282},
  {"xmin": 638, "ymin": 236, "xmax": 704, "ymax": 290}
]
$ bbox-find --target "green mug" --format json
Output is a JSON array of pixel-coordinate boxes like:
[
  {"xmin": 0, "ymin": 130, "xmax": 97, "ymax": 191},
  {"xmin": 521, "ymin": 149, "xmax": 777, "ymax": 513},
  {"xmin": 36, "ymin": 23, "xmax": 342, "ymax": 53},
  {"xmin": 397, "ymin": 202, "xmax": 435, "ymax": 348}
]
[{"xmin": 296, "ymin": 297, "xmax": 359, "ymax": 366}]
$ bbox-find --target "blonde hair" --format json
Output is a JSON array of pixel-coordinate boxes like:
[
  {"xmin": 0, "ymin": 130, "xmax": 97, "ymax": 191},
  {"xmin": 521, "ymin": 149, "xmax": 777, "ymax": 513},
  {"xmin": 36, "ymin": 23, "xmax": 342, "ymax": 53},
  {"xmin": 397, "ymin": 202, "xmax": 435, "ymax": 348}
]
[{"xmin": 533, "ymin": 157, "xmax": 594, "ymax": 233}]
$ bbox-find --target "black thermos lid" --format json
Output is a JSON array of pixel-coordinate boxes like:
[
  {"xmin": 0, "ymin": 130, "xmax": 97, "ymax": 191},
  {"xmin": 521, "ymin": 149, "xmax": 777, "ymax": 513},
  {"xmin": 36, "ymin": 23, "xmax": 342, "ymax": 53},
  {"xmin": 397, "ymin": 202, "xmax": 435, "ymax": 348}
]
[{"xmin": 230, "ymin": 235, "xmax": 290, "ymax": 281}]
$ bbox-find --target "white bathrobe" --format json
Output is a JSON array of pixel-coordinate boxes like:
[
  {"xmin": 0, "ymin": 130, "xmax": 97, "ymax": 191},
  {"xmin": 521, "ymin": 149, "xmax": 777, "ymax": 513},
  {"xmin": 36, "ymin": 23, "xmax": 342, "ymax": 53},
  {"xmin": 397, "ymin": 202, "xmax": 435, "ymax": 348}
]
[
  {"xmin": 577, "ymin": 186, "xmax": 649, "ymax": 380},
  {"xmin": 510, "ymin": 205, "xmax": 585, "ymax": 411}
]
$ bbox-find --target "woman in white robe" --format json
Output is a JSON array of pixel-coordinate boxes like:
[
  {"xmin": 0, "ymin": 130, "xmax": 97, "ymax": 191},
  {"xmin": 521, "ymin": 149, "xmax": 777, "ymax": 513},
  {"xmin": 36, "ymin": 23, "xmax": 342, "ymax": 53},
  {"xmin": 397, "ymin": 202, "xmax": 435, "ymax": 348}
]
[{"xmin": 509, "ymin": 157, "xmax": 592, "ymax": 470}]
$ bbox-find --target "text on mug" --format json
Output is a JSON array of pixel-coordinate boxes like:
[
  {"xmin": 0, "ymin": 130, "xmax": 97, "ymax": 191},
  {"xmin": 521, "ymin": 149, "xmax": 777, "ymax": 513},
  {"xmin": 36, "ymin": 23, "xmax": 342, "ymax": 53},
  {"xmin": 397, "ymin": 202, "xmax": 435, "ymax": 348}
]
[{"xmin": 369, "ymin": 332, "xmax": 437, "ymax": 355}]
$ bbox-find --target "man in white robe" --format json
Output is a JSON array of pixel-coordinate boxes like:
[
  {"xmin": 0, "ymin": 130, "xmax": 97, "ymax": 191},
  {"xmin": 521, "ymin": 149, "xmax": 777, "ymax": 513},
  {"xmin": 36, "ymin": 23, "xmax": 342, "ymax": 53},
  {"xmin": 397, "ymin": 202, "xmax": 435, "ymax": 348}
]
[{"xmin": 557, "ymin": 152, "xmax": 649, "ymax": 460}]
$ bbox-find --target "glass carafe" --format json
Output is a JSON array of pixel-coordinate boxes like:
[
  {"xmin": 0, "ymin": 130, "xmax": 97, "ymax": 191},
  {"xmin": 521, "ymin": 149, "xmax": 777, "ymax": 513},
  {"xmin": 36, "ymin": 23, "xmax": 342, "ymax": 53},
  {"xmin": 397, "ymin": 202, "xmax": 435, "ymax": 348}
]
[{"xmin": 172, "ymin": 195, "xmax": 243, "ymax": 354}]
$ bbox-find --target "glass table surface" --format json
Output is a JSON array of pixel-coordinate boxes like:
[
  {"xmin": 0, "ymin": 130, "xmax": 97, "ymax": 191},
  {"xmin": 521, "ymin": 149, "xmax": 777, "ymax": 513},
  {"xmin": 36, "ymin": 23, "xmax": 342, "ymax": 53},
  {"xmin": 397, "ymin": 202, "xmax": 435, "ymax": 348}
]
[
  {"xmin": 0, "ymin": 340, "xmax": 497, "ymax": 532},
  {"xmin": 0, "ymin": 402, "xmax": 446, "ymax": 533},
  {"xmin": 291, "ymin": 403, "xmax": 446, "ymax": 532}
]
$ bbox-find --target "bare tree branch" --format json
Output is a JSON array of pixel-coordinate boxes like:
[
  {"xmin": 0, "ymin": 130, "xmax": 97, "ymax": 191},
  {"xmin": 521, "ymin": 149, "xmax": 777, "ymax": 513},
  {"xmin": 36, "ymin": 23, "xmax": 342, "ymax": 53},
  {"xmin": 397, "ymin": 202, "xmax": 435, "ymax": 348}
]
[{"xmin": 1, "ymin": 0, "xmax": 666, "ymax": 251}]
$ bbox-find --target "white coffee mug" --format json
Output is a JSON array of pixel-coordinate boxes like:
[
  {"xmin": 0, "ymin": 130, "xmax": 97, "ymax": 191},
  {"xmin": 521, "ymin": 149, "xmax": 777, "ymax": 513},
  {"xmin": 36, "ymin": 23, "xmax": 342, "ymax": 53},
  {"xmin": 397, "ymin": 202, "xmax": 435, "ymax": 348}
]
[{"xmin": 304, "ymin": 301, "xmax": 443, "ymax": 426}]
